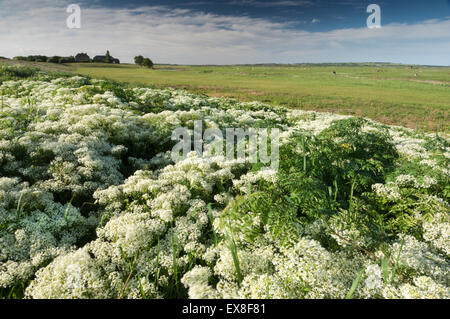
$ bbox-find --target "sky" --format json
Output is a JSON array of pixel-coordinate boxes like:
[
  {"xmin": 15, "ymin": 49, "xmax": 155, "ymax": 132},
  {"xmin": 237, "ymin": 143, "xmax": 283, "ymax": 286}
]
[{"xmin": 0, "ymin": 0, "xmax": 449, "ymax": 65}]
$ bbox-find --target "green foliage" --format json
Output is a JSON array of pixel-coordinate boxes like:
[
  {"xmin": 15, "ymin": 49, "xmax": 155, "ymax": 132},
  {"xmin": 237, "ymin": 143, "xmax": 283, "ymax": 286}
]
[
  {"xmin": 218, "ymin": 118, "xmax": 417, "ymax": 255},
  {"xmin": 227, "ymin": 236, "xmax": 243, "ymax": 287},
  {"xmin": 142, "ymin": 58, "xmax": 154, "ymax": 69},
  {"xmin": 105, "ymin": 50, "xmax": 111, "ymax": 64},
  {"xmin": 279, "ymin": 172, "xmax": 335, "ymax": 222},
  {"xmin": 134, "ymin": 55, "xmax": 144, "ymax": 66},
  {"xmin": 13, "ymin": 55, "xmax": 75, "ymax": 64},
  {"xmin": 280, "ymin": 119, "xmax": 398, "ymax": 208},
  {"xmin": 346, "ymin": 267, "xmax": 365, "ymax": 299},
  {"xmin": 219, "ymin": 192, "xmax": 300, "ymax": 247},
  {"xmin": 134, "ymin": 55, "xmax": 153, "ymax": 68},
  {"xmin": 317, "ymin": 118, "xmax": 398, "ymax": 193},
  {"xmin": 0, "ymin": 65, "xmax": 39, "ymax": 81}
]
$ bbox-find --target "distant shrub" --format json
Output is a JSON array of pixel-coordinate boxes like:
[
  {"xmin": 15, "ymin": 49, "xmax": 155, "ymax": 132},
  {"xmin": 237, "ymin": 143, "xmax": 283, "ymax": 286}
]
[
  {"xmin": 142, "ymin": 58, "xmax": 154, "ymax": 68},
  {"xmin": 0, "ymin": 65, "xmax": 39, "ymax": 81},
  {"xmin": 13, "ymin": 56, "xmax": 28, "ymax": 61},
  {"xmin": 14, "ymin": 55, "xmax": 75, "ymax": 64},
  {"xmin": 58, "ymin": 56, "xmax": 75, "ymax": 63},
  {"xmin": 47, "ymin": 56, "xmax": 61, "ymax": 63},
  {"xmin": 135, "ymin": 55, "xmax": 154, "ymax": 69}
]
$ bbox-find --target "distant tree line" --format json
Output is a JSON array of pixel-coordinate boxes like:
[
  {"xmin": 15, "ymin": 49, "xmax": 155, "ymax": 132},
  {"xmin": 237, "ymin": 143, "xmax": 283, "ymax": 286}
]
[
  {"xmin": 12, "ymin": 54, "xmax": 151, "ymax": 66},
  {"xmin": 14, "ymin": 55, "xmax": 76, "ymax": 64},
  {"xmin": 134, "ymin": 55, "xmax": 154, "ymax": 68}
]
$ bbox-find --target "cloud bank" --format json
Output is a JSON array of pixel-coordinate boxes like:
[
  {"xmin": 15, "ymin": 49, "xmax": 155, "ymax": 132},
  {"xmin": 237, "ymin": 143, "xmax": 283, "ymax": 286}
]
[{"xmin": 0, "ymin": 0, "xmax": 449, "ymax": 65}]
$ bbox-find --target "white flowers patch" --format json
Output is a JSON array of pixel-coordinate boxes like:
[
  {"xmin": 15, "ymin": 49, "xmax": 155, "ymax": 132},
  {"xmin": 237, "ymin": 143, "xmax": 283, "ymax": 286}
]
[{"xmin": 0, "ymin": 68, "xmax": 448, "ymax": 299}]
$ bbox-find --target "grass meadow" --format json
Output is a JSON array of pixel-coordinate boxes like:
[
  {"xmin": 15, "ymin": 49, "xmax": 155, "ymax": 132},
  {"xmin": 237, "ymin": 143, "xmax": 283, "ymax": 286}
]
[{"xmin": 72, "ymin": 62, "xmax": 450, "ymax": 133}]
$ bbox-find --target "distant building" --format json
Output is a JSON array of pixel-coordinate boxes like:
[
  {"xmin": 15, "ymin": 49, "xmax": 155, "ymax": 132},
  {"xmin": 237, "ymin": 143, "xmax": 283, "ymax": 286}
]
[
  {"xmin": 93, "ymin": 55, "xmax": 120, "ymax": 64},
  {"xmin": 75, "ymin": 53, "xmax": 90, "ymax": 62}
]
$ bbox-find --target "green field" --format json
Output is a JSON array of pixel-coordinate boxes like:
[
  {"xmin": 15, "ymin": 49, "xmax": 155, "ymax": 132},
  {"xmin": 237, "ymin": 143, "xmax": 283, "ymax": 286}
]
[
  {"xmin": 73, "ymin": 63, "xmax": 450, "ymax": 133},
  {"xmin": 2, "ymin": 58, "xmax": 449, "ymax": 133}
]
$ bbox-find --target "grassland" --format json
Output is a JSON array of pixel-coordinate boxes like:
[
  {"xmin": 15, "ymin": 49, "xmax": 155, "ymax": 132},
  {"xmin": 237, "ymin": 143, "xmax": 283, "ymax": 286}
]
[
  {"xmin": 73, "ymin": 63, "xmax": 450, "ymax": 133},
  {"xmin": 2, "ymin": 58, "xmax": 449, "ymax": 133}
]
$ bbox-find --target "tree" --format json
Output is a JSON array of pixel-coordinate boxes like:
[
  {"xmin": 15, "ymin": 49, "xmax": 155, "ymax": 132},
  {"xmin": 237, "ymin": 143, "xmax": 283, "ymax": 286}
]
[
  {"xmin": 105, "ymin": 50, "xmax": 111, "ymax": 63},
  {"xmin": 26, "ymin": 55, "xmax": 47, "ymax": 62},
  {"xmin": 59, "ymin": 56, "xmax": 76, "ymax": 63},
  {"xmin": 142, "ymin": 58, "xmax": 154, "ymax": 69},
  {"xmin": 47, "ymin": 56, "xmax": 61, "ymax": 63},
  {"xmin": 134, "ymin": 55, "xmax": 144, "ymax": 66}
]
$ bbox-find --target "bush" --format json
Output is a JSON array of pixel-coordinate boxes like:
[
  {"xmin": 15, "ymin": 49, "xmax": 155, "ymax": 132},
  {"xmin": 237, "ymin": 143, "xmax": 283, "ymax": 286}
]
[
  {"xmin": 135, "ymin": 55, "xmax": 153, "ymax": 68},
  {"xmin": 142, "ymin": 58, "xmax": 154, "ymax": 68}
]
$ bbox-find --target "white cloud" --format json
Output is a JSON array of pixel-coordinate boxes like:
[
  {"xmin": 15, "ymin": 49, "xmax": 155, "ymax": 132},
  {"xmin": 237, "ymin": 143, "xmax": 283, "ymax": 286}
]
[{"xmin": 0, "ymin": 0, "xmax": 449, "ymax": 65}]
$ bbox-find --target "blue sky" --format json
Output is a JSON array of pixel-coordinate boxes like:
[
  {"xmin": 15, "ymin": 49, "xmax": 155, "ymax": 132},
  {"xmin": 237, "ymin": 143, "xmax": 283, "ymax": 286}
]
[
  {"xmin": 101, "ymin": 0, "xmax": 450, "ymax": 31},
  {"xmin": 0, "ymin": 0, "xmax": 449, "ymax": 65}
]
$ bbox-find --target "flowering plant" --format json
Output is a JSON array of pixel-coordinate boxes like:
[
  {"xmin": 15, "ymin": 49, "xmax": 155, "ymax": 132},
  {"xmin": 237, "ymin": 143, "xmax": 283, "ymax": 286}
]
[{"xmin": 0, "ymin": 66, "xmax": 448, "ymax": 299}]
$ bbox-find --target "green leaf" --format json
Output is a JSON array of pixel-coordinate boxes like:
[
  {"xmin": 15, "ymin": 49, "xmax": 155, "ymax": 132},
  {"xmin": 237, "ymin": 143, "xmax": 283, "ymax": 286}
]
[
  {"xmin": 381, "ymin": 258, "xmax": 389, "ymax": 283},
  {"xmin": 346, "ymin": 267, "xmax": 365, "ymax": 299}
]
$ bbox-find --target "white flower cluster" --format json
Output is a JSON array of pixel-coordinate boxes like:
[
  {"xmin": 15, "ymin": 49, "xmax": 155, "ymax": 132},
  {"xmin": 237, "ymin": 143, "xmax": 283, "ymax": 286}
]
[
  {"xmin": 0, "ymin": 70, "xmax": 448, "ymax": 299},
  {"xmin": 0, "ymin": 177, "xmax": 97, "ymax": 288},
  {"xmin": 371, "ymin": 183, "xmax": 401, "ymax": 201},
  {"xmin": 232, "ymin": 168, "xmax": 278, "ymax": 194},
  {"xmin": 423, "ymin": 213, "xmax": 450, "ymax": 256}
]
